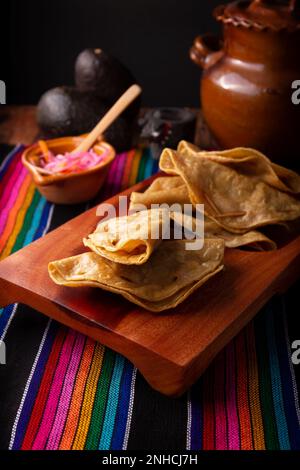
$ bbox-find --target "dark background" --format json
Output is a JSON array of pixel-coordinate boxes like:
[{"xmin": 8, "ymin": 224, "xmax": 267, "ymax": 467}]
[{"xmin": 1, "ymin": 0, "xmax": 230, "ymax": 107}]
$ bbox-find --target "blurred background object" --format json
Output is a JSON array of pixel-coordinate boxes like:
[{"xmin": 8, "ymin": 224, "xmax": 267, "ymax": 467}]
[
  {"xmin": 140, "ymin": 107, "xmax": 197, "ymax": 158},
  {"xmin": 190, "ymin": 0, "xmax": 300, "ymax": 164},
  {"xmin": 36, "ymin": 49, "xmax": 141, "ymax": 151},
  {"xmin": 1, "ymin": 0, "xmax": 228, "ymax": 107}
]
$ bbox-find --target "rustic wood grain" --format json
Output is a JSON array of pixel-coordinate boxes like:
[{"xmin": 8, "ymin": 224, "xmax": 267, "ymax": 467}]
[
  {"xmin": 0, "ymin": 106, "xmax": 39, "ymax": 145},
  {"xmin": 0, "ymin": 106, "xmax": 204, "ymax": 147},
  {"xmin": 0, "ymin": 176, "xmax": 300, "ymax": 396}
]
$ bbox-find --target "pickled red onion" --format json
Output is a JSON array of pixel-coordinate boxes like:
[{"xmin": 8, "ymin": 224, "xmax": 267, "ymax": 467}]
[{"xmin": 40, "ymin": 148, "xmax": 109, "ymax": 175}]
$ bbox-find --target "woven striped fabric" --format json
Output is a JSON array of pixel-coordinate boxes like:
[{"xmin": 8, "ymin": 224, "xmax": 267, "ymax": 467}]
[{"xmin": 0, "ymin": 145, "xmax": 299, "ymax": 450}]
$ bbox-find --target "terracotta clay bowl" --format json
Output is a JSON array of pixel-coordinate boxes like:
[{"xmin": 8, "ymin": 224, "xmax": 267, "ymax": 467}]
[{"xmin": 22, "ymin": 135, "xmax": 116, "ymax": 204}]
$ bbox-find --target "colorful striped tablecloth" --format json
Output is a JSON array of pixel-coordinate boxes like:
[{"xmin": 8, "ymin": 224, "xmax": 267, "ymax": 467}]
[{"xmin": 0, "ymin": 145, "xmax": 300, "ymax": 450}]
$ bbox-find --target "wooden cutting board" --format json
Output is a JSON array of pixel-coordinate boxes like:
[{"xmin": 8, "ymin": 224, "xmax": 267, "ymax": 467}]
[{"xmin": 0, "ymin": 176, "xmax": 300, "ymax": 396}]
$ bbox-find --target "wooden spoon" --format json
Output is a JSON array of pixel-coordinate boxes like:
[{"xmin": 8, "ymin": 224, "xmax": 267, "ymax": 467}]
[{"xmin": 71, "ymin": 83, "xmax": 142, "ymax": 155}]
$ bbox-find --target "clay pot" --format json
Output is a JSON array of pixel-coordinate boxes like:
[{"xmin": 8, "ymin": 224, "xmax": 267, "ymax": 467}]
[
  {"xmin": 190, "ymin": 0, "xmax": 300, "ymax": 165},
  {"xmin": 22, "ymin": 136, "xmax": 115, "ymax": 204}
]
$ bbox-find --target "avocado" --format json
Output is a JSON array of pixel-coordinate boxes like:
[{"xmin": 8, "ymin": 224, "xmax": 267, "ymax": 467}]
[
  {"xmin": 75, "ymin": 48, "xmax": 141, "ymax": 121},
  {"xmin": 37, "ymin": 86, "xmax": 135, "ymax": 152},
  {"xmin": 37, "ymin": 86, "xmax": 106, "ymax": 137}
]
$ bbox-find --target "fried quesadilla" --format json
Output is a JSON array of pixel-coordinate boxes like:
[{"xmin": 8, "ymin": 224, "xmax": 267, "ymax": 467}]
[
  {"xmin": 130, "ymin": 176, "xmax": 277, "ymax": 250},
  {"xmin": 83, "ymin": 208, "xmax": 175, "ymax": 265},
  {"xmin": 159, "ymin": 142, "xmax": 300, "ymax": 233},
  {"xmin": 49, "ymin": 239, "xmax": 225, "ymax": 312},
  {"xmin": 130, "ymin": 176, "xmax": 190, "ymax": 211}
]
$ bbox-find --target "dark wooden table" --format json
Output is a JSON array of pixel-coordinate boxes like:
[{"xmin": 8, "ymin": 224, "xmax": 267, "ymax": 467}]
[
  {"xmin": 0, "ymin": 106, "xmax": 39, "ymax": 145},
  {"xmin": 0, "ymin": 105, "xmax": 206, "ymax": 149}
]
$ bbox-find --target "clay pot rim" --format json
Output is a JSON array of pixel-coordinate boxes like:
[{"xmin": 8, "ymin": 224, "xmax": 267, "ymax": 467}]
[
  {"xmin": 214, "ymin": 2, "xmax": 300, "ymax": 33},
  {"xmin": 22, "ymin": 135, "xmax": 116, "ymax": 187}
]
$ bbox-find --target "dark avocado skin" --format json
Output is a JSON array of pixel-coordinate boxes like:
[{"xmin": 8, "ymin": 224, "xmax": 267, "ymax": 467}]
[
  {"xmin": 75, "ymin": 48, "xmax": 141, "ymax": 121},
  {"xmin": 37, "ymin": 87, "xmax": 106, "ymax": 137},
  {"xmin": 37, "ymin": 86, "xmax": 134, "ymax": 152},
  {"xmin": 36, "ymin": 49, "xmax": 141, "ymax": 152},
  {"xmin": 75, "ymin": 48, "xmax": 135, "ymax": 99}
]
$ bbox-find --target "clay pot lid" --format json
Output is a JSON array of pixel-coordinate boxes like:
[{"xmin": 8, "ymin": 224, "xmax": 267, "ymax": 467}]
[{"xmin": 214, "ymin": 0, "xmax": 300, "ymax": 32}]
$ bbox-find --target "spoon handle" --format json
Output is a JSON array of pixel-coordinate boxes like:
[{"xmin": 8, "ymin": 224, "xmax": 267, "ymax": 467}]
[{"xmin": 72, "ymin": 84, "xmax": 142, "ymax": 155}]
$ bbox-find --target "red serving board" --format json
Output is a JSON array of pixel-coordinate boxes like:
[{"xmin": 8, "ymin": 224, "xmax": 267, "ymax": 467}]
[{"xmin": 0, "ymin": 176, "xmax": 300, "ymax": 396}]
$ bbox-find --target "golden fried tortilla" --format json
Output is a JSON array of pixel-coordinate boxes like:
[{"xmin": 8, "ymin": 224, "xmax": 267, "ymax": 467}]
[
  {"xmin": 49, "ymin": 239, "xmax": 225, "ymax": 312},
  {"xmin": 204, "ymin": 217, "xmax": 276, "ymax": 251},
  {"xmin": 179, "ymin": 141, "xmax": 300, "ymax": 194},
  {"xmin": 159, "ymin": 142, "xmax": 300, "ymax": 233},
  {"xmin": 129, "ymin": 177, "xmax": 277, "ymax": 250},
  {"xmin": 84, "ymin": 208, "xmax": 177, "ymax": 265},
  {"xmin": 173, "ymin": 212, "xmax": 276, "ymax": 251},
  {"xmin": 129, "ymin": 176, "xmax": 190, "ymax": 211}
]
